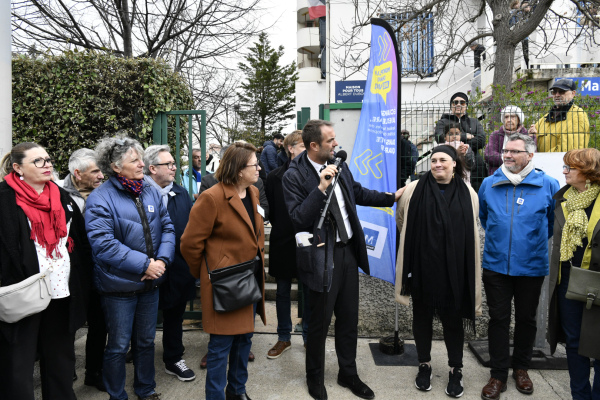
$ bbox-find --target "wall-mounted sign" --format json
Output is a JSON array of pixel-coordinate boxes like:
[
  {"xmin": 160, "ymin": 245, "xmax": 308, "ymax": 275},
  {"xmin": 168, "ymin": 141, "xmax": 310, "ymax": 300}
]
[
  {"xmin": 335, "ymin": 80, "xmax": 366, "ymax": 103},
  {"xmin": 555, "ymin": 77, "xmax": 600, "ymax": 96}
]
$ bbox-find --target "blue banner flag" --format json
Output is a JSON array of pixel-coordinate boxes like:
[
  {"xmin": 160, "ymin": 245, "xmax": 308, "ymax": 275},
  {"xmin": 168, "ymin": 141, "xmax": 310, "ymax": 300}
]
[{"xmin": 349, "ymin": 19, "xmax": 400, "ymax": 284}]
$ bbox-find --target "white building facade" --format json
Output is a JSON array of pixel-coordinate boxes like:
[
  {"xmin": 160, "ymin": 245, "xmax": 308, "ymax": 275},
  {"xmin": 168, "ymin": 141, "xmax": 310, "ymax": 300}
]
[{"xmin": 296, "ymin": 0, "xmax": 600, "ymax": 117}]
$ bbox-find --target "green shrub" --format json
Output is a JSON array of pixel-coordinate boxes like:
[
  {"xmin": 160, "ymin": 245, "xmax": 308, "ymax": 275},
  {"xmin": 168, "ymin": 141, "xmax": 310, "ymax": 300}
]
[{"xmin": 12, "ymin": 50, "xmax": 194, "ymax": 175}]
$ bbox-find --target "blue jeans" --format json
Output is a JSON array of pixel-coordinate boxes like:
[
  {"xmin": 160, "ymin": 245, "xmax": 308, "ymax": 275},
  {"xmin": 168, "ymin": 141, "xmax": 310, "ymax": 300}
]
[
  {"xmin": 101, "ymin": 289, "xmax": 159, "ymax": 400},
  {"xmin": 205, "ymin": 303, "xmax": 257, "ymax": 400},
  {"xmin": 558, "ymin": 266, "xmax": 600, "ymax": 400},
  {"xmin": 275, "ymin": 278, "xmax": 311, "ymax": 343}
]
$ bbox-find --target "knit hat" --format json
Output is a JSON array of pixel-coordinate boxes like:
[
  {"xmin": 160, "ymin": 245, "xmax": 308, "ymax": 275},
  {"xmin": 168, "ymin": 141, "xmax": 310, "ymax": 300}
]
[
  {"xmin": 450, "ymin": 92, "xmax": 469, "ymax": 106},
  {"xmin": 501, "ymin": 105, "xmax": 525, "ymax": 127}
]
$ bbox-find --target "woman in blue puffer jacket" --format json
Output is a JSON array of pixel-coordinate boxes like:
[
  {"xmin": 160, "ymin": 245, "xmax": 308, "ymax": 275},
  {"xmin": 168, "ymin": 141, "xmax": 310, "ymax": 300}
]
[{"xmin": 85, "ymin": 135, "xmax": 175, "ymax": 400}]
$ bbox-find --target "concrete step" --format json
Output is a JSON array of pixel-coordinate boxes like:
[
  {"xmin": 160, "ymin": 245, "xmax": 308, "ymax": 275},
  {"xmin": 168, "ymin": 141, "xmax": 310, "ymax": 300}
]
[{"xmin": 264, "ymin": 282, "xmax": 298, "ymax": 301}]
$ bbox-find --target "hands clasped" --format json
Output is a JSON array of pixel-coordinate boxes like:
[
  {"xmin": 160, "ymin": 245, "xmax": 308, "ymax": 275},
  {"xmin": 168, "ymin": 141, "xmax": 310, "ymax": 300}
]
[{"xmin": 142, "ymin": 258, "xmax": 166, "ymax": 281}]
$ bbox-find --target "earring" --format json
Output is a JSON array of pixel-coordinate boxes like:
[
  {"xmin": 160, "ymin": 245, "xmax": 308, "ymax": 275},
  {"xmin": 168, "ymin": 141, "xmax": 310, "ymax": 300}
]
[
  {"xmin": 586, "ymin": 179, "xmax": 591, "ymax": 190},
  {"xmin": 19, "ymin": 175, "xmax": 24, "ymax": 180}
]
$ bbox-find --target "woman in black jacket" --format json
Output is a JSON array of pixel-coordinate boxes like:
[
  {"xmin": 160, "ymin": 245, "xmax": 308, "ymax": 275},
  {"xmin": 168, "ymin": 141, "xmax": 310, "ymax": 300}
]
[
  {"xmin": 0, "ymin": 142, "xmax": 93, "ymax": 400},
  {"xmin": 434, "ymin": 92, "xmax": 487, "ymax": 192},
  {"xmin": 265, "ymin": 131, "xmax": 311, "ymax": 359}
]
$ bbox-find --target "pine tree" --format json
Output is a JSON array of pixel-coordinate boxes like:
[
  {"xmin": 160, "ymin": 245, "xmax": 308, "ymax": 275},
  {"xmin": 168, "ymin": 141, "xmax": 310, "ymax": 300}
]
[{"xmin": 238, "ymin": 33, "xmax": 298, "ymax": 143}]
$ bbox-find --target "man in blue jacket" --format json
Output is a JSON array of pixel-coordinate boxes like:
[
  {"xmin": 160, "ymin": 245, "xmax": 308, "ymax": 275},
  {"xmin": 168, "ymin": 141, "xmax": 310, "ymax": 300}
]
[
  {"xmin": 478, "ymin": 133, "xmax": 560, "ymax": 400},
  {"xmin": 283, "ymin": 119, "xmax": 403, "ymax": 400},
  {"xmin": 261, "ymin": 133, "xmax": 284, "ymax": 174},
  {"xmin": 144, "ymin": 145, "xmax": 197, "ymax": 383}
]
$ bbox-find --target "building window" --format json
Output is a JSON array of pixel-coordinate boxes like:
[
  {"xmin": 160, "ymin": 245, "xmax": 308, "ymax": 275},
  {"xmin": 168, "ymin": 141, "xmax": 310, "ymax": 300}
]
[{"xmin": 383, "ymin": 13, "xmax": 434, "ymax": 75}]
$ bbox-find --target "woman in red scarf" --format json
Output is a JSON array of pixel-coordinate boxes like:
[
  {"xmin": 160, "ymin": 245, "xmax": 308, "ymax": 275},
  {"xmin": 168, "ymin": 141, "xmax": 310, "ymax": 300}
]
[{"xmin": 0, "ymin": 142, "xmax": 93, "ymax": 400}]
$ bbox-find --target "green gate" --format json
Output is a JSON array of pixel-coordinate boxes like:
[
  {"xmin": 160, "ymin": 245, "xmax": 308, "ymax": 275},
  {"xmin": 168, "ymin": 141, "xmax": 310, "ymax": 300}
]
[
  {"xmin": 152, "ymin": 110, "xmax": 206, "ymax": 321},
  {"xmin": 152, "ymin": 110, "xmax": 207, "ymax": 200}
]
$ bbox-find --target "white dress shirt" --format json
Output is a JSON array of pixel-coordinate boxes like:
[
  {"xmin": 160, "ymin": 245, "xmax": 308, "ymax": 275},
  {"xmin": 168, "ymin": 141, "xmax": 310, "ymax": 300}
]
[{"xmin": 308, "ymin": 156, "xmax": 354, "ymax": 242}]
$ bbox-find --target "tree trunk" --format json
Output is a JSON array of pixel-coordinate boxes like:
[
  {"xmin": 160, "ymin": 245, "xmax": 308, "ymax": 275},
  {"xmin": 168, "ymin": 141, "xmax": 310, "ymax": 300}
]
[
  {"xmin": 117, "ymin": 0, "xmax": 133, "ymax": 58},
  {"xmin": 493, "ymin": 41, "xmax": 517, "ymax": 91}
]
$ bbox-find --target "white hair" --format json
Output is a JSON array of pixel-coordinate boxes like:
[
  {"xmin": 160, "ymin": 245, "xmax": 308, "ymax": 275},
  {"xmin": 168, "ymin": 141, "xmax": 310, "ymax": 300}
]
[
  {"xmin": 143, "ymin": 145, "xmax": 171, "ymax": 175},
  {"xmin": 68, "ymin": 148, "xmax": 97, "ymax": 176}
]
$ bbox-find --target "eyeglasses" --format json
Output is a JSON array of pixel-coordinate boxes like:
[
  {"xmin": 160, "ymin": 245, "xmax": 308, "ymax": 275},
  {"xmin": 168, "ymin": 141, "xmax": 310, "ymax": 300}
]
[
  {"xmin": 501, "ymin": 149, "xmax": 529, "ymax": 155},
  {"xmin": 550, "ymin": 89, "xmax": 567, "ymax": 95},
  {"xmin": 563, "ymin": 165, "xmax": 578, "ymax": 172},
  {"xmin": 155, "ymin": 162, "xmax": 176, "ymax": 169},
  {"xmin": 452, "ymin": 100, "xmax": 467, "ymax": 105},
  {"xmin": 246, "ymin": 163, "xmax": 260, "ymax": 170},
  {"xmin": 29, "ymin": 157, "xmax": 55, "ymax": 168}
]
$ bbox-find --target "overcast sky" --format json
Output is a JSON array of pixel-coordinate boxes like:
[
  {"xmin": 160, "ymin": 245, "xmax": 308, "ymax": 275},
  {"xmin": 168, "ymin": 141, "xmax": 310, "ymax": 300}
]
[{"xmin": 259, "ymin": 0, "xmax": 298, "ymax": 68}]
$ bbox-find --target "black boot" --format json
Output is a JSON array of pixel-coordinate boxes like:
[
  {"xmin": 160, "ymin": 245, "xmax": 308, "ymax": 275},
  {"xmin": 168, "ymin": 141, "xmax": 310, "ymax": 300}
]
[{"xmin": 84, "ymin": 370, "xmax": 107, "ymax": 392}]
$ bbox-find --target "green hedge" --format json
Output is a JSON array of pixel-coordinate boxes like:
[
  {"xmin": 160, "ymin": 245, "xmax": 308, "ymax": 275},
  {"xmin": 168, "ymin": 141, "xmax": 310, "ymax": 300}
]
[{"xmin": 12, "ymin": 50, "xmax": 194, "ymax": 174}]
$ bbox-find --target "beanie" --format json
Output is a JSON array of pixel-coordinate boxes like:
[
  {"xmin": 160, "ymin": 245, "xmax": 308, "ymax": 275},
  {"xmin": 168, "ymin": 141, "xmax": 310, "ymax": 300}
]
[{"xmin": 450, "ymin": 92, "xmax": 469, "ymax": 106}]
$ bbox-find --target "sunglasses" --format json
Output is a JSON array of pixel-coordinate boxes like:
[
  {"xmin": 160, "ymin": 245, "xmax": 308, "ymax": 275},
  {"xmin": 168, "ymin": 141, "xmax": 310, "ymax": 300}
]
[{"xmin": 452, "ymin": 100, "xmax": 467, "ymax": 105}]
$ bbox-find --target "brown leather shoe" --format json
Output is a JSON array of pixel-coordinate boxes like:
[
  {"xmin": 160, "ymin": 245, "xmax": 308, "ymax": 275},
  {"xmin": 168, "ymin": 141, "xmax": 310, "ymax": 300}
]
[
  {"xmin": 248, "ymin": 351, "xmax": 255, "ymax": 362},
  {"xmin": 267, "ymin": 341, "xmax": 291, "ymax": 359},
  {"xmin": 481, "ymin": 378, "xmax": 507, "ymax": 400},
  {"xmin": 512, "ymin": 369, "xmax": 534, "ymax": 394}
]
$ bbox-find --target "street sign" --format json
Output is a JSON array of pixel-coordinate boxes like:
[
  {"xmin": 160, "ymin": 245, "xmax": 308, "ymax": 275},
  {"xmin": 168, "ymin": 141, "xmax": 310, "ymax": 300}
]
[{"xmin": 335, "ymin": 80, "xmax": 366, "ymax": 103}]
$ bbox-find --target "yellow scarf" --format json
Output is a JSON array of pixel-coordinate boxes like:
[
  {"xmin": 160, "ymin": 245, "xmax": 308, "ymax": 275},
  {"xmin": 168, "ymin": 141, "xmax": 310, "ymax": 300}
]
[{"xmin": 560, "ymin": 185, "xmax": 600, "ymax": 270}]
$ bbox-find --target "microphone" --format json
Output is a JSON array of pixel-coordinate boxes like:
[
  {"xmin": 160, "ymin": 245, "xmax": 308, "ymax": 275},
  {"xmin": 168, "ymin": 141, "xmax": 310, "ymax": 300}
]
[{"xmin": 325, "ymin": 150, "xmax": 347, "ymax": 180}]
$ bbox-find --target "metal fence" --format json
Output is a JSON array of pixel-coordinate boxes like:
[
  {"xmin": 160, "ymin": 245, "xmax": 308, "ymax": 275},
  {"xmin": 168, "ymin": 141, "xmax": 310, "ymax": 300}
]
[{"xmin": 399, "ymin": 99, "xmax": 600, "ymax": 192}]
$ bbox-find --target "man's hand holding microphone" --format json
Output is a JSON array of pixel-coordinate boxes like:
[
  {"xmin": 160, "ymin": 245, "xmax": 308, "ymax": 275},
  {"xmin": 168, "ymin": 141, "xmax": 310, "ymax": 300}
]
[{"xmin": 317, "ymin": 149, "xmax": 406, "ymax": 201}]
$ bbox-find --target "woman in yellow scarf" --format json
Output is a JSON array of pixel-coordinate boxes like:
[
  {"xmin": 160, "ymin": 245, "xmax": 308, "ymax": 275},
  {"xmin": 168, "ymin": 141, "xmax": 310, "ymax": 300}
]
[{"xmin": 547, "ymin": 148, "xmax": 600, "ymax": 400}]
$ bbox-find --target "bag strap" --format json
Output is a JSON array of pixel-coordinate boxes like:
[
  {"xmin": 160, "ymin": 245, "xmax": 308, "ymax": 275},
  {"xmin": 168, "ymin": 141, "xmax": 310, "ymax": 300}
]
[{"xmin": 204, "ymin": 252, "xmax": 211, "ymax": 279}]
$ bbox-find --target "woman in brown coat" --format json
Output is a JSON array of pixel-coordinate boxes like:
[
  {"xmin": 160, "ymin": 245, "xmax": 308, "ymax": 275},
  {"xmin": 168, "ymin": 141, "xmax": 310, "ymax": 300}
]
[
  {"xmin": 547, "ymin": 148, "xmax": 600, "ymax": 400},
  {"xmin": 180, "ymin": 142, "xmax": 266, "ymax": 400}
]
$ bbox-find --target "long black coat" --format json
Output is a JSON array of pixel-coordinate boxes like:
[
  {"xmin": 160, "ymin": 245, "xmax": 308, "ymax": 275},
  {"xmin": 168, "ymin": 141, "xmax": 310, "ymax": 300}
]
[
  {"xmin": 159, "ymin": 183, "xmax": 196, "ymax": 310},
  {"xmin": 0, "ymin": 181, "xmax": 93, "ymax": 344},
  {"xmin": 266, "ymin": 164, "xmax": 298, "ymax": 279}
]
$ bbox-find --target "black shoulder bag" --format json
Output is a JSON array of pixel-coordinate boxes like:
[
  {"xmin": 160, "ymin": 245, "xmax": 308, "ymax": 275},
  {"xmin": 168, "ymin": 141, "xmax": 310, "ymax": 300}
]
[{"xmin": 204, "ymin": 253, "xmax": 262, "ymax": 313}]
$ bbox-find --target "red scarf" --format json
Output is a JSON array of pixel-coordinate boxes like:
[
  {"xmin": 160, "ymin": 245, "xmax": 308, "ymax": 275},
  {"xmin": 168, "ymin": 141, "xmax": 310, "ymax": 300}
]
[{"xmin": 5, "ymin": 172, "xmax": 67, "ymax": 259}]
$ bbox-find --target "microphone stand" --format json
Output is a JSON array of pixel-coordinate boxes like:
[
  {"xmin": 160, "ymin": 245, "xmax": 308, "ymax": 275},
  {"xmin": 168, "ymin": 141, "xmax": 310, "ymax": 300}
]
[{"xmin": 316, "ymin": 164, "xmax": 342, "ymax": 399}]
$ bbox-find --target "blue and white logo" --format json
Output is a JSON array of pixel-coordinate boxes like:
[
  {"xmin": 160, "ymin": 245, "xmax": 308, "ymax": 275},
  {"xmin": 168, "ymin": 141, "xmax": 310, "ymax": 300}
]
[
  {"xmin": 148, "ymin": 205, "xmax": 155, "ymax": 213},
  {"xmin": 360, "ymin": 221, "xmax": 388, "ymax": 259}
]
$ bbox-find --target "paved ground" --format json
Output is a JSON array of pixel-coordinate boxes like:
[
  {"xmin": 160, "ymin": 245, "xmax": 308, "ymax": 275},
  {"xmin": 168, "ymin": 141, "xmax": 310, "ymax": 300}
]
[{"xmin": 33, "ymin": 302, "xmax": 580, "ymax": 400}]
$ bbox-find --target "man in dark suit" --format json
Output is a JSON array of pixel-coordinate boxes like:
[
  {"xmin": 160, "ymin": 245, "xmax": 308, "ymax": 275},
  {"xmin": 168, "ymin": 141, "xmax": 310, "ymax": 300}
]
[
  {"xmin": 144, "ymin": 145, "xmax": 197, "ymax": 382},
  {"xmin": 282, "ymin": 119, "xmax": 403, "ymax": 400}
]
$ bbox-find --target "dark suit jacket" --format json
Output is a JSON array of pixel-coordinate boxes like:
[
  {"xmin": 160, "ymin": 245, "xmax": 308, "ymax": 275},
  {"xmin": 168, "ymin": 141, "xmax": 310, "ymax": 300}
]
[
  {"xmin": 282, "ymin": 151, "xmax": 395, "ymax": 292},
  {"xmin": 159, "ymin": 183, "xmax": 196, "ymax": 310},
  {"xmin": 266, "ymin": 164, "xmax": 297, "ymax": 279},
  {"xmin": 199, "ymin": 173, "xmax": 269, "ymax": 221}
]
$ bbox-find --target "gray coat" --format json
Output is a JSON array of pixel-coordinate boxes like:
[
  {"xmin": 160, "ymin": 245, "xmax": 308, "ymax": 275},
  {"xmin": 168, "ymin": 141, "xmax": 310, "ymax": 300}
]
[
  {"xmin": 60, "ymin": 174, "xmax": 86, "ymax": 213},
  {"xmin": 548, "ymin": 185, "xmax": 600, "ymax": 359}
]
